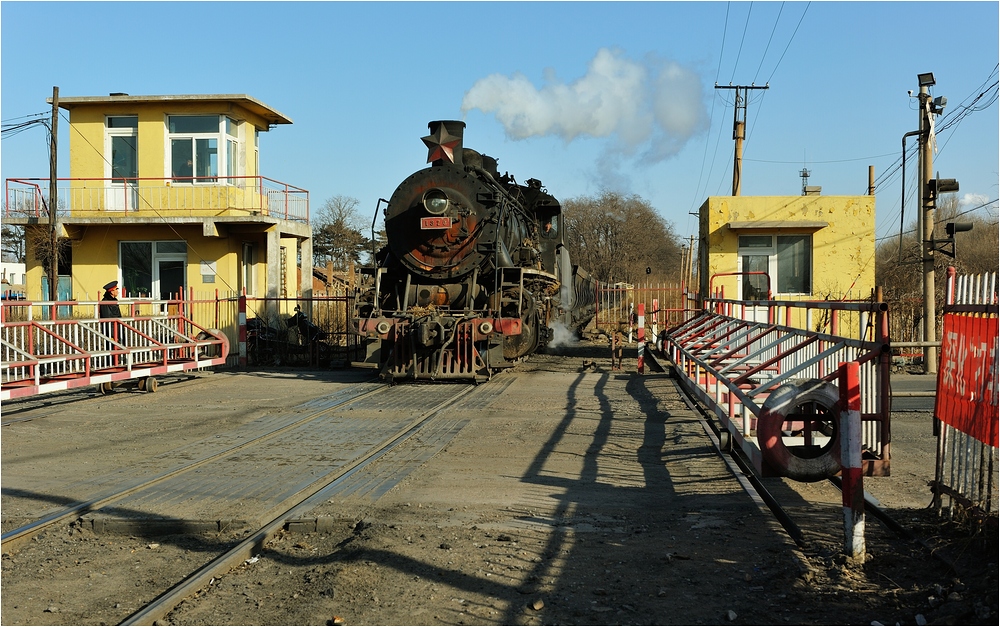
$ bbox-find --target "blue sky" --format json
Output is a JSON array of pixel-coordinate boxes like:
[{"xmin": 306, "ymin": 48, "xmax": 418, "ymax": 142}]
[{"xmin": 2, "ymin": 1, "xmax": 997, "ymax": 243}]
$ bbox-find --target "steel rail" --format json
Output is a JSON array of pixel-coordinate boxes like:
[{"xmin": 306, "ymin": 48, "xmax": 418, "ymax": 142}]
[
  {"xmin": 1, "ymin": 381, "xmax": 385, "ymax": 553},
  {"xmin": 647, "ymin": 349, "xmax": 808, "ymax": 547},
  {"xmin": 118, "ymin": 382, "xmax": 482, "ymax": 626},
  {"xmin": 651, "ymin": 347, "xmax": 960, "ymax": 574}
]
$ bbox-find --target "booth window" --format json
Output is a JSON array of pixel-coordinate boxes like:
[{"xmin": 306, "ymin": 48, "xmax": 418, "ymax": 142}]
[{"xmin": 737, "ymin": 234, "xmax": 812, "ymax": 297}]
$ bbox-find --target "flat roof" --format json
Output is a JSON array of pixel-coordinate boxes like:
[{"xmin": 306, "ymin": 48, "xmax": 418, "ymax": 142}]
[
  {"xmin": 727, "ymin": 220, "xmax": 829, "ymax": 231},
  {"xmin": 48, "ymin": 94, "xmax": 292, "ymax": 125}
]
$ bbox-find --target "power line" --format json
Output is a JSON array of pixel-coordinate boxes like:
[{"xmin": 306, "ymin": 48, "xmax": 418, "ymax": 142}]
[
  {"xmin": 1, "ymin": 118, "xmax": 49, "ymax": 139},
  {"xmin": 745, "ymin": 151, "xmax": 899, "ymax": 165},
  {"xmin": 765, "ymin": 2, "xmax": 810, "ymax": 85},
  {"xmin": 752, "ymin": 2, "xmax": 784, "ymax": 85}
]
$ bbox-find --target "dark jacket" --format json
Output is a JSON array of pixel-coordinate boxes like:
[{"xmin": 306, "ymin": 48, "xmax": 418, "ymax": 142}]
[{"xmin": 100, "ymin": 291, "xmax": 122, "ymax": 319}]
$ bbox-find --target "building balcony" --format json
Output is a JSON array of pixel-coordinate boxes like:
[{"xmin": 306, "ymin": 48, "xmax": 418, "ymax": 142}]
[{"xmin": 4, "ymin": 176, "xmax": 309, "ymax": 224}]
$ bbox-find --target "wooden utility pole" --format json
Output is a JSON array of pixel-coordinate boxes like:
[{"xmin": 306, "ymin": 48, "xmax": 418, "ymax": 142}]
[
  {"xmin": 715, "ymin": 83, "xmax": 769, "ymax": 196},
  {"xmin": 48, "ymin": 86, "xmax": 59, "ymax": 302}
]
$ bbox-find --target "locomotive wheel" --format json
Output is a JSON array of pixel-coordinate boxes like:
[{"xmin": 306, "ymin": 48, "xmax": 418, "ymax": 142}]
[
  {"xmin": 97, "ymin": 381, "xmax": 113, "ymax": 395},
  {"xmin": 502, "ymin": 292, "xmax": 538, "ymax": 360}
]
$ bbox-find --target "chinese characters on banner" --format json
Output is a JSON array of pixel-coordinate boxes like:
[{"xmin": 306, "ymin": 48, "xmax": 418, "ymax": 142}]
[{"xmin": 934, "ymin": 313, "xmax": 999, "ymax": 447}]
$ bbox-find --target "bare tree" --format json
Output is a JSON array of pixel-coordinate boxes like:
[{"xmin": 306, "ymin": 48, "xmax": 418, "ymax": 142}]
[
  {"xmin": 1, "ymin": 201, "xmax": 30, "ymax": 262},
  {"xmin": 932, "ymin": 195, "xmax": 999, "ymax": 276},
  {"xmin": 876, "ymin": 193, "xmax": 998, "ymax": 343},
  {"xmin": 312, "ymin": 195, "xmax": 368, "ymax": 271},
  {"xmin": 563, "ymin": 190, "xmax": 682, "ymax": 284}
]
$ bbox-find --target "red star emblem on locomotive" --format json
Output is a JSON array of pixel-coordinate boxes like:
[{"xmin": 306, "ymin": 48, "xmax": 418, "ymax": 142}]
[{"xmin": 421, "ymin": 125, "xmax": 462, "ymax": 164}]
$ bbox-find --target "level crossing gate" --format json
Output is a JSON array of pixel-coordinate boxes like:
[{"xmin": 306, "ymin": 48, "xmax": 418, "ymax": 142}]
[
  {"xmin": 661, "ymin": 290, "xmax": 891, "ymax": 481},
  {"xmin": 1, "ymin": 298, "xmax": 229, "ymax": 400}
]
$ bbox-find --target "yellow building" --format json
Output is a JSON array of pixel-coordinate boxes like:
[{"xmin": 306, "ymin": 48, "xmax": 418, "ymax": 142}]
[
  {"xmin": 6, "ymin": 93, "xmax": 312, "ymax": 305},
  {"xmin": 698, "ymin": 195, "xmax": 876, "ymax": 330}
]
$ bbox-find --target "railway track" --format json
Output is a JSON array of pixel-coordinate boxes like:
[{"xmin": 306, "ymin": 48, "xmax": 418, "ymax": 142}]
[
  {"xmin": 1, "ymin": 377, "xmax": 500, "ymax": 625},
  {"xmin": 645, "ymin": 347, "xmax": 964, "ymax": 583},
  {"xmin": 0, "ymin": 380, "xmax": 386, "ymax": 553},
  {"xmin": 2, "ymin": 350, "xmax": 987, "ymax": 626}
]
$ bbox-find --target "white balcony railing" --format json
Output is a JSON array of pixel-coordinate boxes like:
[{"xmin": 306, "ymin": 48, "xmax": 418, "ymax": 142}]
[{"xmin": 4, "ymin": 176, "xmax": 309, "ymax": 223}]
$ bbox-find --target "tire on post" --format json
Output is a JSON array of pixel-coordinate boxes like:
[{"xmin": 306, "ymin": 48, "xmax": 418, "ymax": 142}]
[{"xmin": 757, "ymin": 379, "xmax": 842, "ymax": 482}]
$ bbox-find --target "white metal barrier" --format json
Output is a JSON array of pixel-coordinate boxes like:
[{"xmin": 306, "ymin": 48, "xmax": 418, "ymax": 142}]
[{"xmin": 1, "ymin": 299, "xmax": 228, "ymax": 400}]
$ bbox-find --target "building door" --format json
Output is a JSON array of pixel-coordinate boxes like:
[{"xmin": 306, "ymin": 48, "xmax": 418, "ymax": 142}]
[
  {"xmin": 107, "ymin": 117, "xmax": 139, "ymax": 211},
  {"xmin": 158, "ymin": 260, "xmax": 185, "ymax": 300},
  {"xmin": 738, "ymin": 235, "xmax": 772, "ymax": 324}
]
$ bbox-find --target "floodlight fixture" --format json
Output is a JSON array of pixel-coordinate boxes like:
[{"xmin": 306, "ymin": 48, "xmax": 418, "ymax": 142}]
[{"xmin": 917, "ymin": 72, "xmax": 936, "ymax": 87}]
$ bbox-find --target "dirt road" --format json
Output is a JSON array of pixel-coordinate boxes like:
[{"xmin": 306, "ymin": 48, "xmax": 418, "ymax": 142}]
[{"xmin": 1, "ymin": 345, "xmax": 996, "ymax": 625}]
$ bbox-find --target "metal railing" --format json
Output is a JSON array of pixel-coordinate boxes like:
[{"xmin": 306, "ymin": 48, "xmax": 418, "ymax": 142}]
[
  {"xmin": 5, "ymin": 176, "xmax": 309, "ymax": 223},
  {"xmin": 595, "ymin": 282, "xmax": 697, "ymax": 335}
]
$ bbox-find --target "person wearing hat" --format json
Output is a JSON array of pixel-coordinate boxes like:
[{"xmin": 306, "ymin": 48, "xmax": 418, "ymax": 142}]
[{"xmin": 100, "ymin": 280, "xmax": 122, "ymax": 319}]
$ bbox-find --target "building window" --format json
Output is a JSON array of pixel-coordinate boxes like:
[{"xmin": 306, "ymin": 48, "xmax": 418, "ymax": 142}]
[
  {"xmin": 242, "ymin": 242, "xmax": 256, "ymax": 296},
  {"xmin": 226, "ymin": 117, "xmax": 241, "ymax": 181},
  {"xmin": 168, "ymin": 115, "xmax": 244, "ymax": 183},
  {"xmin": 737, "ymin": 234, "xmax": 812, "ymax": 298},
  {"xmin": 120, "ymin": 240, "xmax": 187, "ymax": 299}
]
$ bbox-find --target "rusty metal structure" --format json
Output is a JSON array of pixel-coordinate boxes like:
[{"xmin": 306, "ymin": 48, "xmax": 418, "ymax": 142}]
[
  {"xmin": 662, "ymin": 283, "xmax": 891, "ymax": 481},
  {"xmin": 353, "ymin": 121, "xmax": 595, "ymax": 382}
]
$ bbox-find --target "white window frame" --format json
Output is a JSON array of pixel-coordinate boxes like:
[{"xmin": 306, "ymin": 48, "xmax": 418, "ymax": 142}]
[
  {"xmin": 242, "ymin": 242, "xmax": 257, "ymax": 296},
  {"xmin": 119, "ymin": 240, "xmax": 188, "ymax": 301},
  {"xmin": 167, "ymin": 115, "xmax": 244, "ymax": 185},
  {"xmin": 736, "ymin": 234, "xmax": 812, "ymax": 298}
]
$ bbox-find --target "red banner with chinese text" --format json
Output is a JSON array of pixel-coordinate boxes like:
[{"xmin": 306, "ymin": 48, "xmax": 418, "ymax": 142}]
[{"xmin": 934, "ymin": 313, "xmax": 999, "ymax": 447}]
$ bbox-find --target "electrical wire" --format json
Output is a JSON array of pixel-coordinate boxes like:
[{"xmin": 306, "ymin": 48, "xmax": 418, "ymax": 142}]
[
  {"xmin": 1, "ymin": 118, "xmax": 49, "ymax": 139},
  {"xmin": 752, "ymin": 2, "xmax": 783, "ymax": 85}
]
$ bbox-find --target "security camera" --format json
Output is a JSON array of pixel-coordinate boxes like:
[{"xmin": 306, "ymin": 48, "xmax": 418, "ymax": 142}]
[{"xmin": 908, "ymin": 90, "xmax": 913, "ymax": 97}]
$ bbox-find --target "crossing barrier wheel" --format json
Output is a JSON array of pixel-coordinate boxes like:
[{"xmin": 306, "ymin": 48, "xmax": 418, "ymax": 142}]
[{"xmin": 758, "ymin": 379, "xmax": 842, "ymax": 482}]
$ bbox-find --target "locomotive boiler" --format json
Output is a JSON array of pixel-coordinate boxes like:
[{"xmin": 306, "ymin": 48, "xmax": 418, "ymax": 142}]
[{"xmin": 354, "ymin": 120, "xmax": 595, "ymax": 382}]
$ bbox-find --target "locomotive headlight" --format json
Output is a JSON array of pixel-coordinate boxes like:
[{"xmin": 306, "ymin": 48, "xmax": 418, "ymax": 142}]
[{"xmin": 423, "ymin": 189, "xmax": 449, "ymax": 215}]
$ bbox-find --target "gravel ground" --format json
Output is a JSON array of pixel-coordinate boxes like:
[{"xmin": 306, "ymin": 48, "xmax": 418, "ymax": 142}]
[{"xmin": 1, "ymin": 343, "xmax": 996, "ymax": 626}]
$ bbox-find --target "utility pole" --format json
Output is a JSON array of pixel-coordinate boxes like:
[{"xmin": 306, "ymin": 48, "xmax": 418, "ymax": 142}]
[
  {"xmin": 915, "ymin": 72, "xmax": 953, "ymax": 375},
  {"xmin": 48, "ymin": 86, "xmax": 59, "ymax": 302},
  {"xmin": 687, "ymin": 234, "xmax": 695, "ymax": 288},
  {"xmin": 715, "ymin": 83, "xmax": 769, "ymax": 196}
]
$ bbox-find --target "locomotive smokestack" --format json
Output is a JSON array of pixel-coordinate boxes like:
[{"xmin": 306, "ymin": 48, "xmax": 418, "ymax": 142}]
[{"xmin": 422, "ymin": 120, "xmax": 466, "ymax": 166}]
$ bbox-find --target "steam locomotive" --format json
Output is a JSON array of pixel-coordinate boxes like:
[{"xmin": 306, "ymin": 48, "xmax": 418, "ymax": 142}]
[{"xmin": 353, "ymin": 120, "xmax": 595, "ymax": 382}]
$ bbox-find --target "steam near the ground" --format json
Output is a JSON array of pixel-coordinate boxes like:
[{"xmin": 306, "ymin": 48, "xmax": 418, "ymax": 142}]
[
  {"xmin": 548, "ymin": 321, "xmax": 578, "ymax": 349},
  {"xmin": 461, "ymin": 47, "xmax": 708, "ymax": 170}
]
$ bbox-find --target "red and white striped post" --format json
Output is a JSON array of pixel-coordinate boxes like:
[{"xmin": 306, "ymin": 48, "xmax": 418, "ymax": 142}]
[
  {"xmin": 839, "ymin": 361, "xmax": 865, "ymax": 562},
  {"xmin": 238, "ymin": 293, "xmax": 248, "ymax": 368},
  {"xmin": 651, "ymin": 298, "xmax": 660, "ymax": 351},
  {"xmin": 637, "ymin": 303, "xmax": 645, "ymax": 374}
]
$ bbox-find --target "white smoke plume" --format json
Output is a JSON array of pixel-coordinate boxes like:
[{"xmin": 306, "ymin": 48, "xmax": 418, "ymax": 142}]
[
  {"xmin": 461, "ymin": 48, "xmax": 708, "ymax": 167},
  {"xmin": 547, "ymin": 321, "xmax": 579, "ymax": 350}
]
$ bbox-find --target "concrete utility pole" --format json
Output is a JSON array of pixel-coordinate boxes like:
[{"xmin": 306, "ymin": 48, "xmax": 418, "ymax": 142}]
[
  {"xmin": 715, "ymin": 83, "xmax": 769, "ymax": 196},
  {"xmin": 48, "ymin": 86, "xmax": 59, "ymax": 302},
  {"xmin": 916, "ymin": 72, "xmax": 954, "ymax": 375}
]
